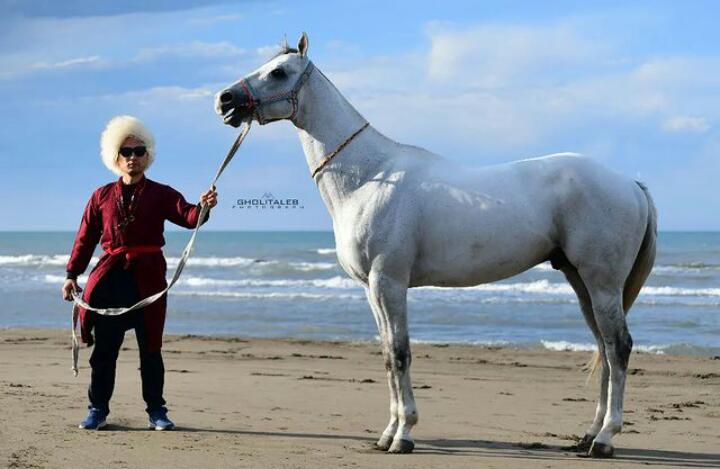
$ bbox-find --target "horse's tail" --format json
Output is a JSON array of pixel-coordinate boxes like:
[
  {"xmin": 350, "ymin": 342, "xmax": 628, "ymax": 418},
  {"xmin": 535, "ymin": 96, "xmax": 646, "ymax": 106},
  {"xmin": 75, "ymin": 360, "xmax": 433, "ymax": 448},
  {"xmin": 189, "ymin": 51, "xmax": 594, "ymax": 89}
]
[{"xmin": 587, "ymin": 181, "xmax": 657, "ymax": 377}]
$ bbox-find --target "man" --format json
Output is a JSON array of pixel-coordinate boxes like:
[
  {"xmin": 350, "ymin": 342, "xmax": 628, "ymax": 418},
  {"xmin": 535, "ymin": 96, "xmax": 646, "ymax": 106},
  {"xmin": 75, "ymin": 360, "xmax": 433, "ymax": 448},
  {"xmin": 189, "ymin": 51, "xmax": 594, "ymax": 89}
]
[{"xmin": 61, "ymin": 115, "xmax": 218, "ymax": 430}]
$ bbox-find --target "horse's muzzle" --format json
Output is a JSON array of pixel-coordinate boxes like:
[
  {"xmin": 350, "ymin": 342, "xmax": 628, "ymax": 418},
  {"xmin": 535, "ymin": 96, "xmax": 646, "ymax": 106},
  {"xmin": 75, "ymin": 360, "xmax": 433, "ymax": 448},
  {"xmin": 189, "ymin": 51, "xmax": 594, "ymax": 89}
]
[{"xmin": 215, "ymin": 86, "xmax": 253, "ymax": 128}]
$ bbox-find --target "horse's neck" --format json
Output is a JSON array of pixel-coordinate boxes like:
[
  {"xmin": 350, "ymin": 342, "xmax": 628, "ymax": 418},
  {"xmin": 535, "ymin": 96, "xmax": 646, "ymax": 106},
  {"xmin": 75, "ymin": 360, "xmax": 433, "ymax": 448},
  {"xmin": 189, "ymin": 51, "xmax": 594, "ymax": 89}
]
[{"xmin": 295, "ymin": 68, "xmax": 389, "ymax": 215}]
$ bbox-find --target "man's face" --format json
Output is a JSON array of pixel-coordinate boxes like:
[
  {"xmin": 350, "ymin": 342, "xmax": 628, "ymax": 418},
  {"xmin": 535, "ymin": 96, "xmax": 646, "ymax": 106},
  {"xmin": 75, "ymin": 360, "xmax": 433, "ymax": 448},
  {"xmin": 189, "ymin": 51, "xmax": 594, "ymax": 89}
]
[{"xmin": 117, "ymin": 136, "xmax": 148, "ymax": 177}]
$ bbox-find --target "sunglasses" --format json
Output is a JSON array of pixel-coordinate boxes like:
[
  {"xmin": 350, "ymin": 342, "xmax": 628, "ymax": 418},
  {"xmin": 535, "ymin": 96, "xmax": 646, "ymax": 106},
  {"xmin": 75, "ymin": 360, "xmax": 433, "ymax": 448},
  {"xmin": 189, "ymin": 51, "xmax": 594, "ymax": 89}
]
[{"xmin": 118, "ymin": 146, "xmax": 147, "ymax": 158}]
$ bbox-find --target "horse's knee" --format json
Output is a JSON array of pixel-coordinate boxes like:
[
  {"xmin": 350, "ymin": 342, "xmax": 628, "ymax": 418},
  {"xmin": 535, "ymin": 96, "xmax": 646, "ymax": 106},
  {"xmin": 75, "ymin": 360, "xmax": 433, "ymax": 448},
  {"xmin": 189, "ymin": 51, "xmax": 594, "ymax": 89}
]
[
  {"xmin": 384, "ymin": 356, "xmax": 393, "ymax": 372},
  {"xmin": 382, "ymin": 344, "xmax": 411, "ymax": 374}
]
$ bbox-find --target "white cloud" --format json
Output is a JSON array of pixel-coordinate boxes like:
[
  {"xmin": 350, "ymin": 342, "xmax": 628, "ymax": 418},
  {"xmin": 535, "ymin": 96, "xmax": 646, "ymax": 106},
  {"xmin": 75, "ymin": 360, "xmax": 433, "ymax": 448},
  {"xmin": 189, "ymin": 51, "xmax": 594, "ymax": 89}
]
[
  {"xmin": 188, "ymin": 13, "xmax": 244, "ymax": 25},
  {"xmin": 0, "ymin": 54, "xmax": 104, "ymax": 79},
  {"xmin": 30, "ymin": 55, "xmax": 103, "ymax": 70},
  {"xmin": 662, "ymin": 116, "xmax": 710, "ymax": 133},
  {"xmin": 135, "ymin": 41, "xmax": 245, "ymax": 61},
  {"xmin": 647, "ymin": 138, "xmax": 720, "ymax": 229},
  {"xmin": 94, "ymin": 85, "xmax": 219, "ymax": 103},
  {"xmin": 256, "ymin": 44, "xmax": 284, "ymax": 60},
  {"xmin": 32, "ymin": 84, "xmax": 221, "ymax": 110},
  {"xmin": 425, "ymin": 22, "xmax": 610, "ymax": 87},
  {"xmin": 177, "ymin": 88, "xmax": 214, "ymax": 100},
  {"xmin": 0, "ymin": 40, "xmax": 246, "ymax": 80}
]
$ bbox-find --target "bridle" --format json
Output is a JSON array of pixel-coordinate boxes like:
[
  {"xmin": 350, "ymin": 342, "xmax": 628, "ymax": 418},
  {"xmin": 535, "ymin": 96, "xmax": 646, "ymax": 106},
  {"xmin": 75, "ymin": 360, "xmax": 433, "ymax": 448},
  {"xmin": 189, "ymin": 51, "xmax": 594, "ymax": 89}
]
[
  {"xmin": 237, "ymin": 58, "xmax": 370, "ymax": 180},
  {"xmin": 236, "ymin": 60, "xmax": 316, "ymax": 125}
]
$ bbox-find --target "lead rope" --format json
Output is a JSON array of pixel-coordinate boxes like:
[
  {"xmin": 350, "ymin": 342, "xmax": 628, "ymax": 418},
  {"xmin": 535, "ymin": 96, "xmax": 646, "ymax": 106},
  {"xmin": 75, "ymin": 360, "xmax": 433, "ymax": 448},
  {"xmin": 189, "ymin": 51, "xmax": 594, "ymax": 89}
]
[{"xmin": 70, "ymin": 121, "xmax": 252, "ymax": 376}]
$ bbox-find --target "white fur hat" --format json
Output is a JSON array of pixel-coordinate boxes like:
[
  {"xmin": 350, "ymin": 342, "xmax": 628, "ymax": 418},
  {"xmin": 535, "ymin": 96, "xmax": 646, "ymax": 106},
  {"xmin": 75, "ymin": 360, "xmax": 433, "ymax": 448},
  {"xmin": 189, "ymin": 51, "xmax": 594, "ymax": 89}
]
[{"xmin": 100, "ymin": 115, "xmax": 155, "ymax": 175}]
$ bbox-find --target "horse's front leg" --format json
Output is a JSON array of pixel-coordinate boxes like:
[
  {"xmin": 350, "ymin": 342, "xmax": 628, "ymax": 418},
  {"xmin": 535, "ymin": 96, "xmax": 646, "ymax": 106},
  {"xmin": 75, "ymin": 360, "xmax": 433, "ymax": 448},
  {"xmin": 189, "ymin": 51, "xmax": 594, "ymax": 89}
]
[
  {"xmin": 367, "ymin": 270, "xmax": 417, "ymax": 453},
  {"xmin": 364, "ymin": 287, "xmax": 399, "ymax": 451}
]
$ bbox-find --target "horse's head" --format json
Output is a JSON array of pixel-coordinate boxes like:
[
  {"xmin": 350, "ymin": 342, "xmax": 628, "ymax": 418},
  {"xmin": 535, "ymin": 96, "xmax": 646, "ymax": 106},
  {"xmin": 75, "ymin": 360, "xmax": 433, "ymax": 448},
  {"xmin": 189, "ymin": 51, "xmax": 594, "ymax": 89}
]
[{"xmin": 215, "ymin": 32, "xmax": 312, "ymax": 127}]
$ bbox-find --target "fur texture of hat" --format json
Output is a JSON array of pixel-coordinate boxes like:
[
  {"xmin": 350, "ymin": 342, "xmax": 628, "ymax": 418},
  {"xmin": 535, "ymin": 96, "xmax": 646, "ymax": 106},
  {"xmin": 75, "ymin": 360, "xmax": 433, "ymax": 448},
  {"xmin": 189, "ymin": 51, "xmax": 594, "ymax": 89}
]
[{"xmin": 100, "ymin": 115, "xmax": 155, "ymax": 175}]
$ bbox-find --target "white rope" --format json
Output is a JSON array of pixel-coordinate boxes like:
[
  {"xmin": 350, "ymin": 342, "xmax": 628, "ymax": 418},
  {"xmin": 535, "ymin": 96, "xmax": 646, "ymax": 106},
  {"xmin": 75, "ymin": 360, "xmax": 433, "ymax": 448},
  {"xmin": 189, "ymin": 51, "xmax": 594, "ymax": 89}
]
[{"xmin": 70, "ymin": 122, "xmax": 252, "ymax": 376}]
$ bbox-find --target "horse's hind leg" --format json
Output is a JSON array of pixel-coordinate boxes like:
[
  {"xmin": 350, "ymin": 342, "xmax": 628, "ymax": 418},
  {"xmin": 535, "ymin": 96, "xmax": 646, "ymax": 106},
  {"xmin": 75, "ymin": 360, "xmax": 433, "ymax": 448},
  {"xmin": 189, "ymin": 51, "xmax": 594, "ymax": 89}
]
[
  {"xmin": 580, "ymin": 276, "xmax": 632, "ymax": 458},
  {"xmin": 560, "ymin": 264, "xmax": 609, "ymax": 452}
]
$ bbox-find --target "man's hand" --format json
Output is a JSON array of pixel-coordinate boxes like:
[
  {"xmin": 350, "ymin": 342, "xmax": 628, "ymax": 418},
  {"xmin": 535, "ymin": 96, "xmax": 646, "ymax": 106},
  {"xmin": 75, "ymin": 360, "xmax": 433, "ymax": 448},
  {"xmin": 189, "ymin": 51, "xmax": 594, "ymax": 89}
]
[
  {"xmin": 62, "ymin": 279, "xmax": 82, "ymax": 301},
  {"xmin": 200, "ymin": 187, "xmax": 218, "ymax": 209}
]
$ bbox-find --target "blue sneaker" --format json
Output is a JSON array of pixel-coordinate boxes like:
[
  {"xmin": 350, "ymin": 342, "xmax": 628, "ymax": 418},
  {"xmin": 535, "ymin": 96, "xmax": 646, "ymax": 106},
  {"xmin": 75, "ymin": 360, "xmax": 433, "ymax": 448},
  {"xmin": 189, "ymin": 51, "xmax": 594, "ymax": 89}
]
[
  {"xmin": 148, "ymin": 409, "xmax": 175, "ymax": 431},
  {"xmin": 79, "ymin": 408, "xmax": 107, "ymax": 430}
]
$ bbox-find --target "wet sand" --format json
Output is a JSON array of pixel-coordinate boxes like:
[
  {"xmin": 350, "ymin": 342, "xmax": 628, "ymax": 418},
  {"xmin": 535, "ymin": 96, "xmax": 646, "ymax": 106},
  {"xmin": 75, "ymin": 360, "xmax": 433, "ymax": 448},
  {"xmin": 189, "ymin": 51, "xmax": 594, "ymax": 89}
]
[{"xmin": 1, "ymin": 328, "xmax": 718, "ymax": 468}]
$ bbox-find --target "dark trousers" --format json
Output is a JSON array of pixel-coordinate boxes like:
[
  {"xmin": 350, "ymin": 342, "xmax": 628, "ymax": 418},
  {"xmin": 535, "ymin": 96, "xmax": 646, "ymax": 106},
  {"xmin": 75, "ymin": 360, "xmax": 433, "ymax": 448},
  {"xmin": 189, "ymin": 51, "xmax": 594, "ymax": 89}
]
[{"xmin": 88, "ymin": 263, "xmax": 166, "ymax": 414}]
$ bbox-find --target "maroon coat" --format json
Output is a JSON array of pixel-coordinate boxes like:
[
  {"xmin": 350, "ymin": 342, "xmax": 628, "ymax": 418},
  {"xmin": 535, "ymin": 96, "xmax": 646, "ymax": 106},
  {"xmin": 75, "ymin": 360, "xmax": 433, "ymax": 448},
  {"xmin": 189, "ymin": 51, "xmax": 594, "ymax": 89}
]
[{"xmin": 67, "ymin": 175, "xmax": 208, "ymax": 352}]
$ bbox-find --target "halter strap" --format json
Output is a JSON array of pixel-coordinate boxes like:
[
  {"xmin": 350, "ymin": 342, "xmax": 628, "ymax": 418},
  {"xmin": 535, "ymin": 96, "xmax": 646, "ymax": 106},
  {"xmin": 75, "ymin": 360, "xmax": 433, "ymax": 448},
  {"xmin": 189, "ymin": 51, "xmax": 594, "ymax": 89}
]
[
  {"xmin": 310, "ymin": 122, "xmax": 370, "ymax": 179},
  {"xmin": 238, "ymin": 61, "xmax": 315, "ymax": 125}
]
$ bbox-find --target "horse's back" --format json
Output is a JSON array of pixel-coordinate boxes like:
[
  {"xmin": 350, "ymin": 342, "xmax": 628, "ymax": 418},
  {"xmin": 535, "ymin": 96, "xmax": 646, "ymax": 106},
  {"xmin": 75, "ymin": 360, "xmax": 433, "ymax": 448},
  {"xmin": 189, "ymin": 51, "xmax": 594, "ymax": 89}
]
[{"xmin": 392, "ymin": 152, "xmax": 646, "ymax": 286}]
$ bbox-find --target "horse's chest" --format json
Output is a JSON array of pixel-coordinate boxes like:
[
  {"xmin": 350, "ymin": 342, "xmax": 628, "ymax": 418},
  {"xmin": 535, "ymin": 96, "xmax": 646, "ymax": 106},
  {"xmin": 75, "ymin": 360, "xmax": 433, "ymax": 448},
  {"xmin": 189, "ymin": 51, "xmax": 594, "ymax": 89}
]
[
  {"xmin": 328, "ymin": 181, "xmax": 412, "ymax": 285},
  {"xmin": 333, "ymin": 228, "xmax": 371, "ymax": 285}
]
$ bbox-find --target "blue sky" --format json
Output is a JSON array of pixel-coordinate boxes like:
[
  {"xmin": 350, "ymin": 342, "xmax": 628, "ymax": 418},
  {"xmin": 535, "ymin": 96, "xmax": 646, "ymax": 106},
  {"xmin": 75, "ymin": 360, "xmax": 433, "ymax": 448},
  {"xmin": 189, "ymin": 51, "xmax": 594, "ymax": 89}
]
[{"xmin": 1, "ymin": 0, "xmax": 718, "ymax": 230}]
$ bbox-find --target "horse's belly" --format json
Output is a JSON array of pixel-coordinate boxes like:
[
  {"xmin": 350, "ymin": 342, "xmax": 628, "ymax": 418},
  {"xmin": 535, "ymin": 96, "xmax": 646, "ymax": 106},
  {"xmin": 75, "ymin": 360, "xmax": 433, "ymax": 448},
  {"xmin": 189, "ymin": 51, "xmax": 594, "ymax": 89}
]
[
  {"xmin": 409, "ymin": 221, "xmax": 554, "ymax": 287},
  {"xmin": 411, "ymin": 250, "xmax": 550, "ymax": 287}
]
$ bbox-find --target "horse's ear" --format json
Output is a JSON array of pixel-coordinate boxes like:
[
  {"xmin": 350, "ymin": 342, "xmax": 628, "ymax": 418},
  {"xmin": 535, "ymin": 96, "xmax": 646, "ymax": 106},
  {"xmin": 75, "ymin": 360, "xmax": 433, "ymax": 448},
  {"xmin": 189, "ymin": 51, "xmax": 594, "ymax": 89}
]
[
  {"xmin": 282, "ymin": 34, "xmax": 289, "ymax": 51},
  {"xmin": 297, "ymin": 32, "xmax": 309, "ymax": 56}
]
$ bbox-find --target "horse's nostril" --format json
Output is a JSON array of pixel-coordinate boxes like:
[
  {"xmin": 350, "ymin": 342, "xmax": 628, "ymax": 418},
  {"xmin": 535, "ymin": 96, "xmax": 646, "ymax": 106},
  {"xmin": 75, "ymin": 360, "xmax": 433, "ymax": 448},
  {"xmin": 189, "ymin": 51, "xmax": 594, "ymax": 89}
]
[{"xmin": 220, "ymin": 90, "xmax": 234, "ymax": 104}]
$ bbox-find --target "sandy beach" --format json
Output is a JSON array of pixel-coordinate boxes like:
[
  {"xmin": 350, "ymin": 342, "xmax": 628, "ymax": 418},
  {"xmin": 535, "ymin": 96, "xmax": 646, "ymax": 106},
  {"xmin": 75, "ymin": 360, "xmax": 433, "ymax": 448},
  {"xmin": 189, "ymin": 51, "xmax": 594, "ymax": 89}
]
[{"xmin": 1, "ymin": 328, "xmax": 718, "ymax": 468}]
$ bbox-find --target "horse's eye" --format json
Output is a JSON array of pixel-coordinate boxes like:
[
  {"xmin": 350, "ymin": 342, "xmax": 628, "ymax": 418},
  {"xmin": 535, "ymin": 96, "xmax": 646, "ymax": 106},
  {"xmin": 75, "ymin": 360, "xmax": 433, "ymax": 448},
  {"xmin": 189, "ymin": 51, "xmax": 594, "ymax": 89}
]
[{"xmin": 270, "ymin": 68, "xmax": 287, "ymax": 79}]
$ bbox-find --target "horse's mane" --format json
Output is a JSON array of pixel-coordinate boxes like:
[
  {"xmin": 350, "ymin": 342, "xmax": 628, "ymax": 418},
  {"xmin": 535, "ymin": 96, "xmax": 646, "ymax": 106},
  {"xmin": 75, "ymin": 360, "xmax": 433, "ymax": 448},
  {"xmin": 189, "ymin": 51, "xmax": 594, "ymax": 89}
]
[{"xmin": 272, "ymin": 46, "xmax": 299, "ymax": 59}]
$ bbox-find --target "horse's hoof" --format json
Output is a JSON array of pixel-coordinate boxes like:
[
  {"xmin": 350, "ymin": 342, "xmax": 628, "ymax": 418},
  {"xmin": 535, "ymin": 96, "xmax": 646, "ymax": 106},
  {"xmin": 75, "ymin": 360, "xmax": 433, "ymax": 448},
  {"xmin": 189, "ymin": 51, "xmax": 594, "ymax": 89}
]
[
  {"xmin": 589, "ymin": 442, "xmax": 614, "ymax": 458},
  {"xmin": 388, "ymin": 439, "xmax": 415, "ymax": 454},
  {"xmin": 372, "ymin": 440, "xmax": 391, "ymax": 451},
  {"xmin": 372, "ymin": 434, "xmax": 394, "ymax": 451},
  {"xmin": 575, "ymin": 434, "xmax": 595, "ymax": 452}
]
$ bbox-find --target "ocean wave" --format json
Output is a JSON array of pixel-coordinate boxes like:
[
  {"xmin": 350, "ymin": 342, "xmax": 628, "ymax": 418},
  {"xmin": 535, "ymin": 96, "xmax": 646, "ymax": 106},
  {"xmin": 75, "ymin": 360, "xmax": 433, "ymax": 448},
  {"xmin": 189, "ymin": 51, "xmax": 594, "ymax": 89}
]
[
  {"xmin": 673, "ymin": 261, "xmax": 720, "ymax": 269},
  {"xmin": 316, "ymin": 248, "xmax": 337, "ymax": 255},
  {"xmin": 38, "ymin": 274, "xmax": 720, "ymax": 303},
  {"xmin": 652, "ymin": 263, "xmax": 720, "ymax": 275},
  {"xmin": 179, "ymin": 275, "xmax": 356, "ymax": 289},
  {"xmin": 533, "ymin": 261, "xmax": 720, "ymax": 275},
  {"xmin": 418, "ymin": 280, "xmax": 575, "ymax": 295},
  {"xmin": 368, "ymin": 338, "xmax": 716, "ymax": 356},
  {"xmin": 534, "ymin": 261, "xmax": 720, "ymax": 276},
  {"xmin": 541, "ymin": 340, "xmax": 597, "ymax": 352},
  {"xmin": 44, "ymin": 274, "xmax": 88, "ymax": 283},
  {"xmin": 0, "ymin": 254, "xmax": 96, "ymax": 267},
  {"xmin": 166, "ymin": 256, "xmax": 259, "ymax": 268},
  {"xmin": 408, "ymin": 338, "xmax": 512, "ymax": 347},
  {"xmin": 0, "ymin": 254, "xmax": 264, "ymax": 269},
  {"xmin": 289, "ymin": 261, "xmax": 337, "ymax": 271},
  {"xmin": 2, "ymin": 253, "xmax": 337, "ymax": 272},
  {"xmin": 642, "ymin": 286, "xmax": 720, "ymax": 297},
  {"xmin": 419, "ymin": 280, "xmax": 720, "ymax": 298},
  {"xmin": 541, "ymin": 340, "xmax": 667, "ymax": 354},
  {"xmin": 173, "ymin": 290, "xmax": 364, "ymax": 301}
]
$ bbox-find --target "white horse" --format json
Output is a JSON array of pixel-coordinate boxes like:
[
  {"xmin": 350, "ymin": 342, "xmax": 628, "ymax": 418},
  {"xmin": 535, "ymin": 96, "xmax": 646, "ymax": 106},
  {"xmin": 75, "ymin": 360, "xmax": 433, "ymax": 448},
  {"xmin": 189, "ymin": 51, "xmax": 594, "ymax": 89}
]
[{"xmin": 214, "ymin": 33, "xmax": 657, "ymax": 457}]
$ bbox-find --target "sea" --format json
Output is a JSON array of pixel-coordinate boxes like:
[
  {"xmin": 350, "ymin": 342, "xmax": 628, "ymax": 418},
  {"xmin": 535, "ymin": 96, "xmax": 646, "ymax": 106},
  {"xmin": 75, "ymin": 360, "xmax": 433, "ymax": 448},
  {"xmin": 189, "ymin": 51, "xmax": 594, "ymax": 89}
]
[{"xmin": 0, "ymin": 231, "xmax": 718, "ymax": 356}]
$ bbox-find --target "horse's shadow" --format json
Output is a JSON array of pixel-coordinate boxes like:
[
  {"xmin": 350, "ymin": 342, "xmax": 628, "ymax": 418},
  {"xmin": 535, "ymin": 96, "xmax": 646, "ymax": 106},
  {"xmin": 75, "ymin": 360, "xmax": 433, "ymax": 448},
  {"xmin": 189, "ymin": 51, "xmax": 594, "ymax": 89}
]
[
  {"xmin": 101, "ymin": 424, "xmax": 719, "ymax": 467},
  {"xmin": 418, "ymin": 438, "xmax": 720, "ymax": 468}
]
